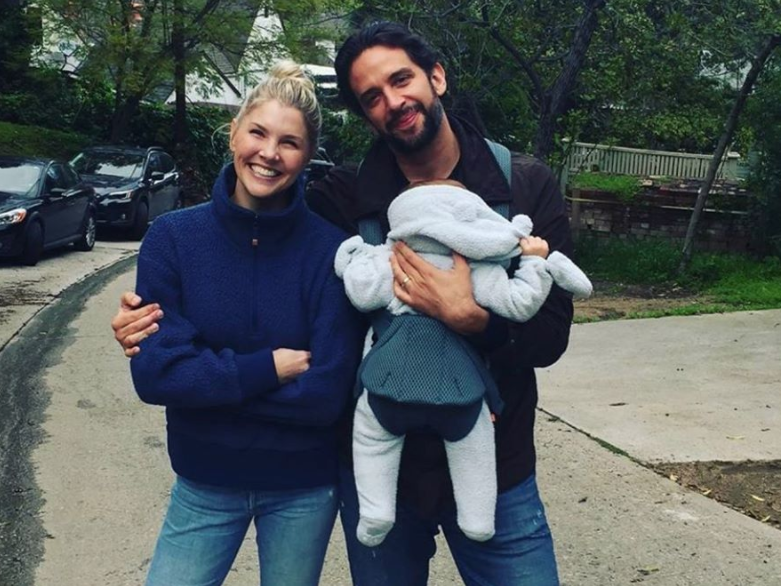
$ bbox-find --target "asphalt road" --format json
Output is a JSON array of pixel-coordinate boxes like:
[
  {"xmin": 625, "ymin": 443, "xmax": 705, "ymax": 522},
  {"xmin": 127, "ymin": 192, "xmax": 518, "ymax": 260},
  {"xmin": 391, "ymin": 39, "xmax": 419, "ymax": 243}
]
[{"xmin": 2, "ymin": 246, "xmax": 780, "ymax": 585}]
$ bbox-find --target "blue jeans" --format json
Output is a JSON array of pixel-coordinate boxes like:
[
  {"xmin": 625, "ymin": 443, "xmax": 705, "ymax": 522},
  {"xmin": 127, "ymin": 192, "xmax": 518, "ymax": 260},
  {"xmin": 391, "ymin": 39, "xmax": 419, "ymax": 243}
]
[
  {"xmin": 339, "ymin": 465, "xmax": 560, "ymax": 586},
  {"xmin": 145, "ymin": 476, "xmax": 337, "ymax": 586}
]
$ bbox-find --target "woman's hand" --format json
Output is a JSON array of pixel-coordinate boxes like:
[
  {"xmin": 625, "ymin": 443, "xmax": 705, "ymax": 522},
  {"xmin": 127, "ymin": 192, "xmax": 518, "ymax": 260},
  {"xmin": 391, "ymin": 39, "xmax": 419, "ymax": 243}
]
[
  {"xmin": 273, "ymin": 349, "xmax": 311, "ymax": 384},
  {"xmin": 520, "ymin": 236, "xmax": 550, "ymax": 259},
  {"xmin": 111, "ymin": 292, "xmax": 164, "ymax": 357}
]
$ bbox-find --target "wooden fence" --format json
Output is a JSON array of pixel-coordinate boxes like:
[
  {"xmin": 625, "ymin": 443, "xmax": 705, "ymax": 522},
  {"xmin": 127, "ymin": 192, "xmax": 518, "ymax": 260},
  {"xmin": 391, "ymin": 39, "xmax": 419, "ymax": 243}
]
[{"xmin": 564, "ymin": 141, "xmax": 744, "ymax": 181}]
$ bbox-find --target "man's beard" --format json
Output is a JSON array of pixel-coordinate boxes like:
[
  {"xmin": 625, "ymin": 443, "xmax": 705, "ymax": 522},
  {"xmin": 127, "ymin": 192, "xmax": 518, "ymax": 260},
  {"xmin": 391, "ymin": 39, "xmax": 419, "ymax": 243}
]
[{"xmin": 381, "ymin": 96, "xmax": 444, "ymax": 154}]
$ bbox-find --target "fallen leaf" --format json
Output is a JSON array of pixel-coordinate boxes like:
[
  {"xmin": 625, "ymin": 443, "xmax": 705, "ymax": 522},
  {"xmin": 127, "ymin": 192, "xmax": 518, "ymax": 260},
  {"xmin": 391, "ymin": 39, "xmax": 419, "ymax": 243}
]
[
  {"xmin": 761, "ymin": 515, "xmax": 771, "ymax": 523},
  {"xmin": 669, "ymin": 474, "xmax": 679, "ymax": 482},
  {"xmin": 638, "ymin": 567, "xmax": 660, "ymax": 576},
  {"xmin": 701, "ymin": 489, "xmax": 712, "ymax": 496},
  {"xmin": 750, "ymin": 495, "xmax": 765, "ymax": 502},
  {"xmin": 726, "ymin": 435, "xmax": 745, "ymax": 440}
]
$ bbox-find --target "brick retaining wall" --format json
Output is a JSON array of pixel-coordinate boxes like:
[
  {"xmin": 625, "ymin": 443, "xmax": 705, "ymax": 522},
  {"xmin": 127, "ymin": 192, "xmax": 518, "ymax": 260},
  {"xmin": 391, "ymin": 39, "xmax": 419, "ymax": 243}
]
[{"xmin": 567, "ymin": 182, "xmax": 752, "ymax": 253}]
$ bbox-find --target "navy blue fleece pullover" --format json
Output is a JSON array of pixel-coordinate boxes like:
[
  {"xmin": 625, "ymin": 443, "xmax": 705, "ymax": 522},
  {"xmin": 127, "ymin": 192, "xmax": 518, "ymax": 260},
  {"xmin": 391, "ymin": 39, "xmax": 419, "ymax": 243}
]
[{"xmin": 131, "ymin": 164, "xmax": 364, "ymax": 490}]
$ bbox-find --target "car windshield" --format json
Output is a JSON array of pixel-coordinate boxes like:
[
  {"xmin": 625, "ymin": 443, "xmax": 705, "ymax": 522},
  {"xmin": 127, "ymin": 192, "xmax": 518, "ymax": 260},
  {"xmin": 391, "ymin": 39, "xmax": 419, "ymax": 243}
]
[
  {"xmin": 71, "ymin": 151, "xmax": 144, "ymax": 179},
  {"xmin": 0, "ymin": 161, "xmax": 43, "ymax": 197}
]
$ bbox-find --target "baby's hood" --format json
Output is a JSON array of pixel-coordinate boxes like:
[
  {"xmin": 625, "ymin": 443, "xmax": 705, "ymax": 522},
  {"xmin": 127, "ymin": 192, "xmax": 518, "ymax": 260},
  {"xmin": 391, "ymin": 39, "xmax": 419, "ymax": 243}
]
[{"xmin": 387, "ymin": 184, "xmax": 531, "ymax": 262}]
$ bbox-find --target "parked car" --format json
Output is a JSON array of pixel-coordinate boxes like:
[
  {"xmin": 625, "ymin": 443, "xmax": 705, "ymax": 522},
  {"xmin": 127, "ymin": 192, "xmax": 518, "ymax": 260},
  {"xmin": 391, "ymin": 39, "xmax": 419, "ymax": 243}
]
[
  {"xmin": 70, "ymin": 146, "xmax": 182, "ymax": 240},
  {"xmin": 0, "ymin": 156, "xmax": 96, "ymax": 266}
]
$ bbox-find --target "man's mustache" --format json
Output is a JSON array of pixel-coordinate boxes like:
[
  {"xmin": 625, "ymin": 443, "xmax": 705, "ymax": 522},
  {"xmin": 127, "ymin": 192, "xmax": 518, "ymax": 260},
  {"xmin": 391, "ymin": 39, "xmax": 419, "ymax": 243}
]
[{"xmin": 388, "ymin": 104, "xmax": 424, "ymax": 130}]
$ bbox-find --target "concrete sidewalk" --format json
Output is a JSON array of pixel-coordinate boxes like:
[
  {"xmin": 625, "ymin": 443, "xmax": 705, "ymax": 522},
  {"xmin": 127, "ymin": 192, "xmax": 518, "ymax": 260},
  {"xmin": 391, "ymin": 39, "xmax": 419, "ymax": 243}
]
[
  {"xmin": 537, "ymin": 310, "xmax": 781, "ymax": 463},
  {"xmin": 536, "ymin": 310, "xmax": 781, "ymax": 585}
]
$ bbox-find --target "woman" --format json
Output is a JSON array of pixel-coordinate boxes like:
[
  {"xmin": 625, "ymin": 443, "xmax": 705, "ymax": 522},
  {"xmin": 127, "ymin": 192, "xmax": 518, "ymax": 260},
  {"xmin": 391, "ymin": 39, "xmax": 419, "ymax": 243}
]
[{"xmin": 130, "ymin": 61, "xmax": 364, "ymax": 586}]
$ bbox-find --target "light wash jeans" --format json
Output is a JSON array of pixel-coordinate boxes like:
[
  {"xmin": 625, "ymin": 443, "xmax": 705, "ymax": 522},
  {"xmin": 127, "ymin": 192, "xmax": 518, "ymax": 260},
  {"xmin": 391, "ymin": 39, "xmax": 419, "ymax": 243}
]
[
  {"xmin": 340, "ymin": 465, "xmax": 560, "ymax": 586},
  {"xmin": 145, "ymin": 476, "xmax": 337, "ymax": 586}
]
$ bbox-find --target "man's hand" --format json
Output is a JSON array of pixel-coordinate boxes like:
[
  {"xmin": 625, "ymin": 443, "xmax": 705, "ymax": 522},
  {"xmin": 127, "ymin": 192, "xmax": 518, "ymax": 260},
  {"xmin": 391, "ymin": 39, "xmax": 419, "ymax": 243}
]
[
  {"xmin": 520, "ymin": 236, "xmax": 549, "ymax": 258},
  {"xmin": 111, "ymin": 292, "xmax": 164, "ymax": 358},
  {"xmin": 390, "ymin": 242, "xmax": 489, "ymax": 335},
  {"xmin": 273, "ymin": 349, "xmax": 311, "ymax": 384}
]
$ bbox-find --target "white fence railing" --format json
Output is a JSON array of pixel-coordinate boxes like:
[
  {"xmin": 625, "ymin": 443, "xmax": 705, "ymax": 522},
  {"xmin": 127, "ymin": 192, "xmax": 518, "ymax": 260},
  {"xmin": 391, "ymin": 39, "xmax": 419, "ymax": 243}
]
[{"xmin": 564, "ymin": 141, "xmax": 743, "ymax": 180}]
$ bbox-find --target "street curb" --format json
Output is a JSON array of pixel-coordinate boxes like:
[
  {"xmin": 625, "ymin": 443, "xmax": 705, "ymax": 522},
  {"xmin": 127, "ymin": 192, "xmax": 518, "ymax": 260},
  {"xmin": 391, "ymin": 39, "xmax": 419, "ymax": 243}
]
[
  {"xmin": 0, "ymin": 253, "xmax": 138, "ymax": 586},
  {"xmin": 0, "ymin": 253, "xmax": 138, "ymax": 354}
]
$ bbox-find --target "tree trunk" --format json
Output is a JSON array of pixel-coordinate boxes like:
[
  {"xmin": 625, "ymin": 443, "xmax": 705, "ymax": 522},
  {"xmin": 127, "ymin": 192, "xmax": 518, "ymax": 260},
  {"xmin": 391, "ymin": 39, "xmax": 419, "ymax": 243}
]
[
  {"xmin": 678, "ymin": 34, "xmax": 781, "ymax": 272},
  {"xmin": 172, "ymin": 0, "xmax": 188, "ymax": 150},
  {"xmin": 110, "ymin": 94, "xmax": 142, "ymax": 143},
  {"xmin": 533, "ymin": 0, "xmax": 606, "ymax": 161}
]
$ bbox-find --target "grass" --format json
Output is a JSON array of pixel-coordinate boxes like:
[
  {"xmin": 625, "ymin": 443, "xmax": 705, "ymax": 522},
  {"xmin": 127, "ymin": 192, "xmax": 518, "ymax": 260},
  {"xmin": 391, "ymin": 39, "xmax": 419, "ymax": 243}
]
[
  {"xmin": 0, "ymin": 120, "xmax": 91, "ymax": 160},
  {"xmin": 569, "ymin": 172, "xmax": 642, "ymax": 202},
  {"xmin": 575, "ymin": 236, "xmax": 781, "ymax": 319}
]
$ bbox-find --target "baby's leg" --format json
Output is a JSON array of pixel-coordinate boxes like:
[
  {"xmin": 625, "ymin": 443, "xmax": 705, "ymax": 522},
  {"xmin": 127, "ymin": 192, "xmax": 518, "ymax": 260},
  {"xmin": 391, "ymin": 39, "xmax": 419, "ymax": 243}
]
[
  {"xmin": 352, "ymin": 391, "xmax": 405, "ymax": 547},
  {"xmin": 444, "ymin": 402, "xmax": 497, "ymax": 541}
]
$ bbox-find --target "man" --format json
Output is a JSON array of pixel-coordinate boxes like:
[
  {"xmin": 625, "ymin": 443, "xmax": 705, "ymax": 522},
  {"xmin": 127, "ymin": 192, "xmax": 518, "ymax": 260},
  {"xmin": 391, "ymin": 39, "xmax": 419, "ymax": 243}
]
[{"xmin": 113, "ymin": 21, "xmax": 572, "ymax": 586}]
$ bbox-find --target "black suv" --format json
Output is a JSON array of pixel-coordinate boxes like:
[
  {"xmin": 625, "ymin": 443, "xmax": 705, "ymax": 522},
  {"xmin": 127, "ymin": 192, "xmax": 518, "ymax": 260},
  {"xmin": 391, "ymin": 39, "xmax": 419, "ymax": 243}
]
[{"xmin": 71, "ymin": 146, "xmax": 182, "ymax": 239}]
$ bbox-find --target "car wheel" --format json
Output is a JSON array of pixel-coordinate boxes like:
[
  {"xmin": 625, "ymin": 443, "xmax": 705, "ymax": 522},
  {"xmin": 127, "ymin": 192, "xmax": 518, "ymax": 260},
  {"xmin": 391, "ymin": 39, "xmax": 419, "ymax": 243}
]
[
  {"xmin": 21, "ymin": 221, "xmax": 44, "ymax": 266},
  {"xmin": 130, "ymin": 201, "xmax": 149, "ymax": 240},
  {"xmin": 75, "ymin": 212, "xmax": 96, "ymax": 251}
]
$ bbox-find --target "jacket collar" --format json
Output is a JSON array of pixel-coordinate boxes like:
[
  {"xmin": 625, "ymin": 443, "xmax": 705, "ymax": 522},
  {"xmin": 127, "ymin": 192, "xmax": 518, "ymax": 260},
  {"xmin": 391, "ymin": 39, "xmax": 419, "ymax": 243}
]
[
  {"xmin": 211, "ymin": 163, "xmax": 308, "ymax": 249},
  {"xmin": 353, "ymin": 115, "xmax": 513, "ymax": 222}
]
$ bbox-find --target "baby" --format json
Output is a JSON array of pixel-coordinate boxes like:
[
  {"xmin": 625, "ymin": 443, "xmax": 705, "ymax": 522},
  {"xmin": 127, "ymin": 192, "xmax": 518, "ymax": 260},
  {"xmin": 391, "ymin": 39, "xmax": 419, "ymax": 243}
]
[{"xmin": 335, "ymin": 180, "xmax": 591, "ymax": 547}]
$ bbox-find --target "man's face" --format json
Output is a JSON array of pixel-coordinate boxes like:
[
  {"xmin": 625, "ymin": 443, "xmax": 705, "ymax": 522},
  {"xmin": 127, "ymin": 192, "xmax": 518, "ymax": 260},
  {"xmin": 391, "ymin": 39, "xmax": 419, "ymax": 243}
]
[{"xmin": 349, "ymin": 46, "xmax": 447, "ymax": 154}]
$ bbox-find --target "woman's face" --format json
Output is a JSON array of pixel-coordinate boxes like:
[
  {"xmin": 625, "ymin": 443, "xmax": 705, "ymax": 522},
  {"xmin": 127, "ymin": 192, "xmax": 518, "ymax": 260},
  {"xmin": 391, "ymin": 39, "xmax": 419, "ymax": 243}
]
[{"xmin": 229, "ymin": 99, "xmax": 310, "ymax": 212}]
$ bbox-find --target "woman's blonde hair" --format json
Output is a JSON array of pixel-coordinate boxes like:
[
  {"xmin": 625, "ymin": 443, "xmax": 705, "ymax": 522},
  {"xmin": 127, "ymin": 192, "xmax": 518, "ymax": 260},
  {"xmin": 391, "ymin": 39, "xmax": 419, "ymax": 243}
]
[{"xmin": 235, "ymin": 60, "xmax": 322, "ymax": 156}]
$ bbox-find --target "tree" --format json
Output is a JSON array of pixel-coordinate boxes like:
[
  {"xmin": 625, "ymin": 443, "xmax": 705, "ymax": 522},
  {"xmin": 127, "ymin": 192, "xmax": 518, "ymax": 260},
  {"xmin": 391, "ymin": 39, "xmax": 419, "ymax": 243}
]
[
  {"xmin": 0, "ymin": 0, "xmax": 38, "ymax": 90},
  {"xmin": 679, "ymin": 0, "xmax": 781, "ymax": 270},
  {"xmin": 744, "ymin": 59, "xmax": 781, "ymax": 257}
]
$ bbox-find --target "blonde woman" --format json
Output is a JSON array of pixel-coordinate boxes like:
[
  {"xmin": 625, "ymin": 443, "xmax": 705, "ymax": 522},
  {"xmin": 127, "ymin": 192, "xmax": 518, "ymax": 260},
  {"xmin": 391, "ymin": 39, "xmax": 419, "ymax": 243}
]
[{"xmin": 130, "ymin": 61, "xmax": 364, "ymax": 586}]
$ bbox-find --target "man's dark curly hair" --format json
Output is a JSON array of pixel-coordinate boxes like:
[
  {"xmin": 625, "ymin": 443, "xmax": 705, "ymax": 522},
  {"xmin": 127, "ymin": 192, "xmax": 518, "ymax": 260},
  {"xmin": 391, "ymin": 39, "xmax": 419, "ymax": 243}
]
[{"xmin": 334, "ymin": 21, "xmax": 441, "ymax": 118}]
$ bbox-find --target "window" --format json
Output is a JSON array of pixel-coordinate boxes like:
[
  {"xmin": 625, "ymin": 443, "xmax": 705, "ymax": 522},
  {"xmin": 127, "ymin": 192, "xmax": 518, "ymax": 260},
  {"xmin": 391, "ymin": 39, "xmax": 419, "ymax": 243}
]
[
  {"xmin": 159, "ymin": 152, "xmax": 176, "ymax": 173},
  {"xmin": 61, "ymin": 164, "xmax": 79, "ymax": 189},
  {"xmin": 45, "ymin": 164, "xmax": 68, "ymax": 191},
  {"xmin": 146, "ymin": 152, "xmax": 163, "ymax": 175},
  {"xmin": 71, "ymin": 151, "xmax": 144, "ymax": 179}
]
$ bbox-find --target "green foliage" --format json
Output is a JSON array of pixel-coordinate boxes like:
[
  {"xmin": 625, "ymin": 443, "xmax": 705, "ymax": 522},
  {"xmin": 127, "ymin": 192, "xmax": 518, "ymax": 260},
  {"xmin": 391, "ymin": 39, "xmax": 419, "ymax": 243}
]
[
  {"xmin": 0, "ymin": 72, "xmax": 115, "ymax": 139},
  {"xmin": 570, "ymin": 172, "xmax": 642, "ymax": 202},
  {"xmin": 321, "ymin": 109, "xmax": 374, "ymax": 164},
  {"xmin": 576, "ymin": 236, "xmax": 682, "ymax": 284},
  {"xmin": 0, "ymin": 120, "xmax": 91, "ymax": 159},
  {"xmin": 0, "ymin": 3, "xmax": 38, "ymax": 89},
  {"xmin": 575, "ymin": 235, "xmax": 781, "ymax": 310},
  {"xmin": 745, "ymin": 60, "xmax": 781, "ymax": 258},
  {"xmin": 126, "ymin": 102, "xmax": 232, "ymax": 200}
]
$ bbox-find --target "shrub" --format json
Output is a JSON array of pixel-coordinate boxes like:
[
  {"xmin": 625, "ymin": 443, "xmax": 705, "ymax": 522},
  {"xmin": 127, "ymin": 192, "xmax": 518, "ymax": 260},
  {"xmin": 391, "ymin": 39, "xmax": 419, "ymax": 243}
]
[
  {"xmin": 321, "ymin": 109, "xmax": 374, "ymax": 164},
  {"xmin": 570, "ymin": 172, "xmax": 642, "ymax": 202},
  {"xmin": 0, "ymin": 120, "xmax": 90, "ymax": 159}
]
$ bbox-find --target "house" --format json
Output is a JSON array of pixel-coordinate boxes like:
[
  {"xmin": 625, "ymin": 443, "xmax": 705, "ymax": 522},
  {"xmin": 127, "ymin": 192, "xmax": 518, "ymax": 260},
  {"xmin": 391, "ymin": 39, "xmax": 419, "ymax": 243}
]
[{"xmin": 33, "ymin": 0, "xmax": 337, "ymax": 112}]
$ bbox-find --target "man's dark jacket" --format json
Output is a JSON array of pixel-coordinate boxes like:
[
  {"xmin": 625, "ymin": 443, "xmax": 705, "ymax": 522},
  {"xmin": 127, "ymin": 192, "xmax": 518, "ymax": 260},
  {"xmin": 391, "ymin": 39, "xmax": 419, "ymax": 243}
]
[{"xmin": 307, "ymin": 117, "xmax": 574, "ymax": 517}]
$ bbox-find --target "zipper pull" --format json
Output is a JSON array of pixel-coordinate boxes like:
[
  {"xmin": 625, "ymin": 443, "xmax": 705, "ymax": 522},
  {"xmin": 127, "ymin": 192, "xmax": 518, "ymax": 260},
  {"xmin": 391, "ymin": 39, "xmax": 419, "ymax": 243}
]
[{"xmin": 252, "ymin": 218, "xmax": 259, "ymax": 247}]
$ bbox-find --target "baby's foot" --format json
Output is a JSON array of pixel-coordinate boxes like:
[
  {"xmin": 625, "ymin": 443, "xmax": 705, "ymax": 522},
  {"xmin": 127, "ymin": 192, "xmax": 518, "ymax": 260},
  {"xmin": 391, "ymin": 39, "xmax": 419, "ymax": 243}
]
[
  {"xmin": 458, "ymin": 517, "xmax": 495, "ymax": 542},
  {"xmin": 357, "ymin": 516, "xmax": 394, "ymax": 547}
]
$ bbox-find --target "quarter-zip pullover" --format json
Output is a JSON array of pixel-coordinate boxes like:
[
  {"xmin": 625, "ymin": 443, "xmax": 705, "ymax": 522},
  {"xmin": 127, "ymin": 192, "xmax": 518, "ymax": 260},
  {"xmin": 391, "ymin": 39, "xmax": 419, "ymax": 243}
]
[{"xmin": 131, "ymin": 164, "xmax": 365, "ymax": 490}]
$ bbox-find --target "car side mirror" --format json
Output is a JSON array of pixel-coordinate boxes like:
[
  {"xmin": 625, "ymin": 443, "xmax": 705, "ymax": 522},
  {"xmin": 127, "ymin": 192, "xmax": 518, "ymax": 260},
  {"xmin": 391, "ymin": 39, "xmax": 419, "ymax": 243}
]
[
  {"xmin": 47, "ymin": 187, "xmax": 67, "ymax": 198},
  {"xmin": 150, "ymin": 171, "xmax": 165, "ymax": 181}
]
